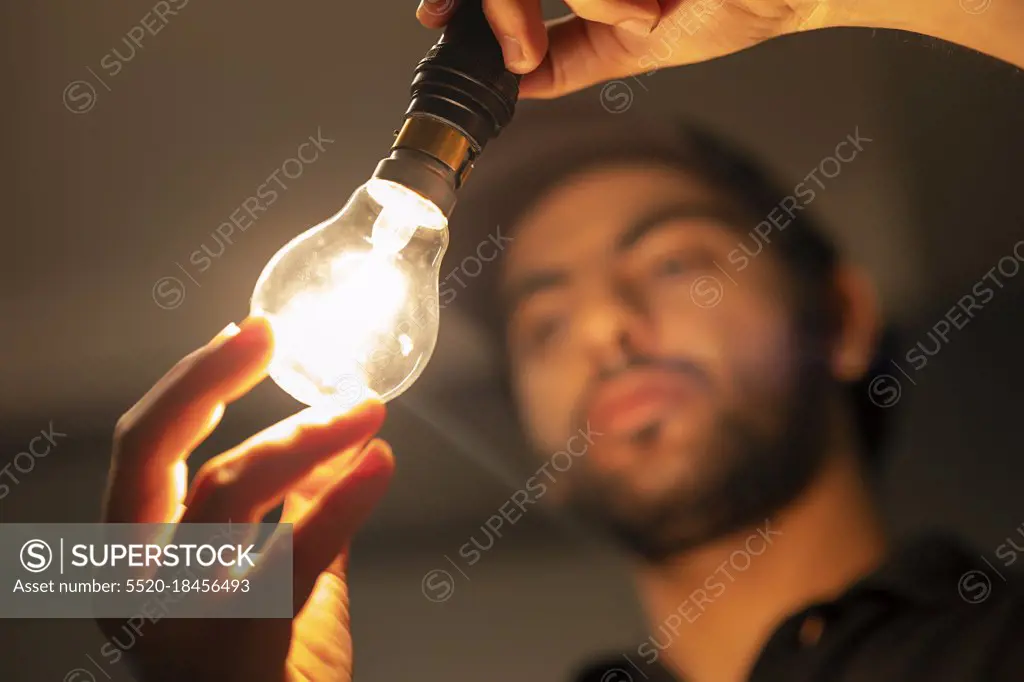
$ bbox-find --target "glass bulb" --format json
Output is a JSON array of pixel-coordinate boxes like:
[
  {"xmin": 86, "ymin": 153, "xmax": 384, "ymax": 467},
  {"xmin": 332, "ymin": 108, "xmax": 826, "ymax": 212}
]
[{"xmin": 251, "ymin": 178, "xmax": 449, "ymax": 410}]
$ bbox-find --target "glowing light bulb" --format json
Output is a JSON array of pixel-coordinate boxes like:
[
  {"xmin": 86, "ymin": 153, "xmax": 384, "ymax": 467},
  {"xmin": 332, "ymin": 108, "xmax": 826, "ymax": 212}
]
[
  {"xmin": 251, "ymin": 178, "xmax": 448, "ymax": 409},
  {"xmin": 246, "ymin": 0, "xmax": 520, "ymax": 410}
]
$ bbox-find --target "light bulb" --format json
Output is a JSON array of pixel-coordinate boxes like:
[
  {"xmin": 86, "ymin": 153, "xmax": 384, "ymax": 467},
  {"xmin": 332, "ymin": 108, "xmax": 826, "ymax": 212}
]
[
  {"xmin": 248, "ymin": 0, "xmax": 519, "ymax": 411},
  {"xmin": 251, "ymin": 179, "xmax": 448, "ymax": 409}
]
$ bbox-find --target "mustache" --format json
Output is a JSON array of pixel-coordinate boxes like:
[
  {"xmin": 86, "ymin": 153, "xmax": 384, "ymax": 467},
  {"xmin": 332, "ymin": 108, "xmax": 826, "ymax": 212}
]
[{"xmin": 570, "ymin": 355, "xmax": 712, "ymax": 434}]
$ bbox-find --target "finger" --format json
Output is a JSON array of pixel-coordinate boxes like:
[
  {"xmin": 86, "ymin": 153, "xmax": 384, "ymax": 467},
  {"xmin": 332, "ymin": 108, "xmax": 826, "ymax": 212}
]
[
  {"xmin": 483, "ymin": 0, "xmax": 549, "ymax": 73},
  {"xmin": 278, "ymin": 450, "xmax": 356, "ymax": 585},
  {"xmin": 279, "ymin": 448, "xmax": 359, "ymax": 524},
  {"xmin": 180, "ymin": 400, "xmax": 386, "ymax": 524},
  {"xmin": 520, "ymin": 15, "xmax": 643, "ymax": 98},
  {"xmin": 264, "ymin": 439, "xmax": 394, "ymax": 612},
  {"xmin": 104, "ymin": 316, "xmax": 274, "ymax": 524},
  {"xmin": 563, "ymin": 0, "xmax": 660, "ymax": 35},
  {"xmin": 416, "ymin": 0, "xmax": 460, "ymax": 28}
]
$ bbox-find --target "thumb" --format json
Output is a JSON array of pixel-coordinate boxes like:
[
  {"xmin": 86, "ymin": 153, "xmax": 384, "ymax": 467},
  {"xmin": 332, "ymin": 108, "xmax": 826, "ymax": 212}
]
[
  {"xmin": 521, "ymin": 16, "xmax": 646, "ymax": 98},
  {"xmin": 416, "ymin": 0, "xmax": 460, "ymax": 29}
]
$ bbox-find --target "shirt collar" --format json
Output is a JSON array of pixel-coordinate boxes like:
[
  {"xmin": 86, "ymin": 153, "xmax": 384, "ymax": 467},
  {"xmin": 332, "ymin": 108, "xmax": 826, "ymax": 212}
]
[{"xmin": 843, "ymin": 532, "xmax": 980, "ymax": 605}]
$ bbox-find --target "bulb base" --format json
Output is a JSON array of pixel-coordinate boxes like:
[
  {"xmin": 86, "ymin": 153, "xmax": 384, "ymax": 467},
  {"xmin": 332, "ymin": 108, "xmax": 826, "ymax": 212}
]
[
  {"xmin": 409, "ymin": 0, "xmax": 519, "ymax": 152},
  {"xmin": 371, "ymin": 117, "xmax": 468, "ymax": 217},
  {"xmin": 373, "ymin": 0, "xmax": 519, "ymax": 218}
]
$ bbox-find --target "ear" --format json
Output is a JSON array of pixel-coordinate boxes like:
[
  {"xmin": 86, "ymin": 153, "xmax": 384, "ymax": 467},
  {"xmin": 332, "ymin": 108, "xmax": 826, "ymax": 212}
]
[{"xmin": 829, "ymin": 265, "xmax": 881, "ymax": 382}]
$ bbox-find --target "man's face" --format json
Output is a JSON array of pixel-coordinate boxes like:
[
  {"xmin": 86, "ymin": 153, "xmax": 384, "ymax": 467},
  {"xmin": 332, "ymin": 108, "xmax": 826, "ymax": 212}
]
[{"xmin": 502, "ymin": 163, "xmax": 832, "ymax": 560}]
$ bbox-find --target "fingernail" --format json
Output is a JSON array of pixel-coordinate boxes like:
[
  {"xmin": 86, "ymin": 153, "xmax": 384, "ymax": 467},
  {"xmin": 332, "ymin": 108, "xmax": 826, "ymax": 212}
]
[
  {"xmin": 418, "ymin": 0, "xmax": 452, "ymax": 21},
  {"xmin": 501, "ymin": 35, "xmax": 527, "ymax": 71},
  {"xmin": 617, "ymin": 17, "xmax": 656, "ymax": 37},
  {"xmin": 208, "ymin": 322, "xmax": 241, "ymax": 349},
  {"xmin": 349, "ymin": 439, "xmax": 394, "ymax": 483}
]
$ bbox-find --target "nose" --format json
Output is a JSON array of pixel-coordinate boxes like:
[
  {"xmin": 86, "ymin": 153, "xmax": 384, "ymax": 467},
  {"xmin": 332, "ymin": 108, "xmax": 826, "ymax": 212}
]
[{"xmin": 575, "ymin": 276, "xmax": 657, "ymax": 373}]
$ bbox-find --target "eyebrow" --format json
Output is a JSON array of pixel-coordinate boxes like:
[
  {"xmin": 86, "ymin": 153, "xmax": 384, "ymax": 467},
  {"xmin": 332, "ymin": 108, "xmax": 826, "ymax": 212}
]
[
  {"xmin": 615, "ymin": 202, "xmax": 749, "ymax": 252},
  {"xmin": 503, "ymin": 202, "xmax": 749, "ymax": 314}
]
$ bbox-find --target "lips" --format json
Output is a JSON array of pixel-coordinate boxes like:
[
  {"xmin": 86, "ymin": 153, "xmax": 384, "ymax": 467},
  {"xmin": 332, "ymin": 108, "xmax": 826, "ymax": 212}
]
[{"xmin": 586, "ymin": 369, "xmax": 703, "ymax": 438}]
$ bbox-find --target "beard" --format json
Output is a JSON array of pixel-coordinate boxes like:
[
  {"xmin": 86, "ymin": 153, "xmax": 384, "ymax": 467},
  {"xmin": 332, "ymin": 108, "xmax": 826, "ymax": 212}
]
[{"xmin": 559, "ymin": 333, "xmax": 834, "ymax": 564}]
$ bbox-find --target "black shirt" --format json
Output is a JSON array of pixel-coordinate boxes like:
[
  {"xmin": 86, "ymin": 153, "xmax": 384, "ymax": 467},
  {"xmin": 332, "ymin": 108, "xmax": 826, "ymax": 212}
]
[{"xmin": 573, "ymin": 535, "xmax": 1024, "ymax": 682}]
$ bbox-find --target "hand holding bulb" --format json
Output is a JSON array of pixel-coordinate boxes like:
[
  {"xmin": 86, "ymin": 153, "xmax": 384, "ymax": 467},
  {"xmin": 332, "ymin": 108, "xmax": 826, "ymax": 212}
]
[{"xmin": 100, "ymin": 316, "xmax": 396, "ymax": 682}]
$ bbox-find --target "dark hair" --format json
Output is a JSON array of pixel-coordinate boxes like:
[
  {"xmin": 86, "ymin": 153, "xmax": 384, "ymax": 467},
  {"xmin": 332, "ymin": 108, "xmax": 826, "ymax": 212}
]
[{"xmin": 446, "ymin": 109, "xmax": 895, "ymax": 468}]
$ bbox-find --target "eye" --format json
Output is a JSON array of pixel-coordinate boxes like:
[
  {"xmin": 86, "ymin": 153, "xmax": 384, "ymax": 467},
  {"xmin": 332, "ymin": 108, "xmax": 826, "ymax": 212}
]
[
  {"xmin": 651, "ymin": 250, "xmax": 716, "ymax": 279},
  {"xmin": 654, "ymin": 255, "xmax": 690, "ymax": 277},
  {"xmin": 526, "ymin": 316, "xmax": 565, "ymax": 351}
]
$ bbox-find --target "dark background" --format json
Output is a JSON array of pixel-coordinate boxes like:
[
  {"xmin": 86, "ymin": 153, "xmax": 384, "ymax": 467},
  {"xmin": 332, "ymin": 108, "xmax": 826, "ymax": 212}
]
[{"xmin": 3, "ymin": 1, "xmax": 1024, "ymax": 680}]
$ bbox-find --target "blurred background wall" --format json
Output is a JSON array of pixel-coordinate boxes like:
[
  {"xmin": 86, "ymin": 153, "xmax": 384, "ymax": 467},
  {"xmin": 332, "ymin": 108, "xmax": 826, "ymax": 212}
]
[{"xmin": 2, "ymin": 1, "xmax": 1024, "ymax": 680}]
